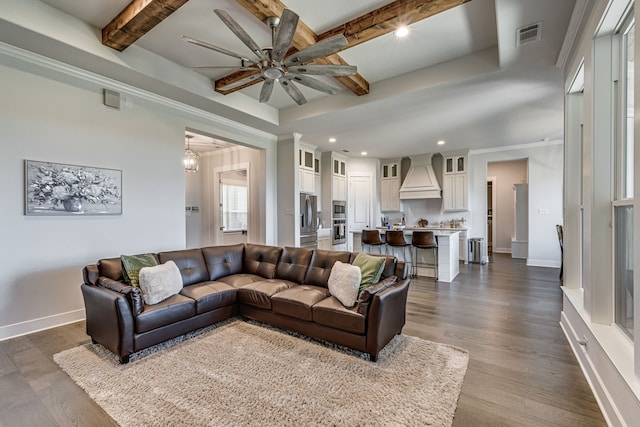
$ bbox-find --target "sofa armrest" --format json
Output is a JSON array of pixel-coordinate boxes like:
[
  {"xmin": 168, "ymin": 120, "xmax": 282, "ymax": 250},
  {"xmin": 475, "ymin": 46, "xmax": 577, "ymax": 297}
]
[
  {"xmin": 81, "ymin": 283, "xmax": 135, "ymax": 361},
  {"xmin": 97, "ymin": 277, "xmax": 144, "ymax": 315},
  {"xmin": 354, "ymin": 276, "xmax": 398, "ymax": 315},
  {"xmin": 365, "ymin": 278, "xmax": 411, "ymax": 359}
]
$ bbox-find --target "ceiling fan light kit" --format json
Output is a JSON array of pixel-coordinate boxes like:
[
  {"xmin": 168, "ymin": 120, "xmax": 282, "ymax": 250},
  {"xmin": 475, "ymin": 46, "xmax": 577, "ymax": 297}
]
[{"xmin": 182, "ymin": 8, "xmax": 357, "ymax": 105}]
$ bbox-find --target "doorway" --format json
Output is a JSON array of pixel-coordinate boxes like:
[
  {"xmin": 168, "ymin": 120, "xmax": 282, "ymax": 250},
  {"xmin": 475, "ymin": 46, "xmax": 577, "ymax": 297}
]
[
  {"xmin": 347, "ymin": 172, "xmax": 373, "ymax": 252},
  {"xmin": 218, "ymin": 168, "xmax": 249, "ymax": 245},
  {"xmin": 486, "ymin": 159, "xmax": 529, "ymax": 256},
  {"xmin": 184, "ymin": 130, "xmax": 261, "ymax": 248}
]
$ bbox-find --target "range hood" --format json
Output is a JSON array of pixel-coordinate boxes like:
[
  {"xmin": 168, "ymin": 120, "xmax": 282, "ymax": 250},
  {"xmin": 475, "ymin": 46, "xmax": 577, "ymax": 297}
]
[{"xmin": 399, "ymin": 154, "xmax": 441, "ymax": 199}]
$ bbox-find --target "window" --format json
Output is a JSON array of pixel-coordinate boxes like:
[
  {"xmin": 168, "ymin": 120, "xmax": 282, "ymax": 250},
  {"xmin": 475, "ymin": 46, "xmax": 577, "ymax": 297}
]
[
  {"xmin": 221, "ymin": 184, "xmax": 247, "ymax": 231},
  {"xmin": 613, "ymin": 16, "xmax": 634, "ymax": 338}
]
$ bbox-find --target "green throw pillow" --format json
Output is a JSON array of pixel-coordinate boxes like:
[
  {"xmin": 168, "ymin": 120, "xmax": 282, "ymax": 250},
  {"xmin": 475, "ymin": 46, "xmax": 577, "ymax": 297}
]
[
  {"xmin": 353, "ymin": 252, "xmax": 386, "ymax": 290},
  {"xmin": 121, "ymin": 253, "xmax": 158, "ymax": 287}
]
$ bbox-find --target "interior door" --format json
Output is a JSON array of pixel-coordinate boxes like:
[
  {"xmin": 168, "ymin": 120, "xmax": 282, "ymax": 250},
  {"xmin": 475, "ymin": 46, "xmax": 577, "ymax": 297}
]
[{"xmin": 348, "ymin": 173, "xmax": 372, "ymax": 251}]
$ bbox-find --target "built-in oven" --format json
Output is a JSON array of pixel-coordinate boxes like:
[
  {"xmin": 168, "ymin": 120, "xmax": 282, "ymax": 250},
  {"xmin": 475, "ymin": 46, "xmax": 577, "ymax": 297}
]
[
  {"xmin": 332, "ymin": 200, "xmax": 347, "ymax": 219},
  {"xmin": 332, "ymin": 218, "xmax": 346, "ymax": 245}
]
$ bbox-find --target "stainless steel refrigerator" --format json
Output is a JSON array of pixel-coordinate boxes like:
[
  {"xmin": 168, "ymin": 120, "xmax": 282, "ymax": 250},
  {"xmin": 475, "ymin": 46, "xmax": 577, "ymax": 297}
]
[{"xmin": 300, "ymin": 193, "xmax": 318, "ymax": 248}]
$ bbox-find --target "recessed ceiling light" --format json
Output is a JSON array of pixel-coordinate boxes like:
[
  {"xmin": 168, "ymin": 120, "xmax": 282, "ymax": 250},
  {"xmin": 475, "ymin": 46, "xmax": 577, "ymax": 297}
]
[
  {"xmin": 395, "ymin": 26, "xmax": 410, "ymax": 38},
  {"xmin": 361, "ymin": 151, "xmax": 368, "ymax": 156},
  {"xmin": 329, "ymin": 137, "xmax": 336, "ymax": 143},
  {"xmin": 437, "ymin": 140, "xmax": 446, "ymax": 145}
]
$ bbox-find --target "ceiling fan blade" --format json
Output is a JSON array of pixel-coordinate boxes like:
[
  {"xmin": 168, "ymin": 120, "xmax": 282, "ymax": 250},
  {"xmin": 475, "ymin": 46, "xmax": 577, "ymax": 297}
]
[
  {"xmin": 181, "ymin": 35, "xmax": 259, "ymax": 65},
  {"xmin": 214, "ymin": 9, "xmax": 266, "ymax": 61},
  {"xmin": 217, "ymin": 72, "xmax": 263, "ymax": 91},
  {"xmin": 288, "ymin": 64, "xmax": 357, "ymax": 76},
  {"xmin": 279, "ymin": 78, "xmax": 307, "ymax": 105},
  {"xmin": 272, "ymin": 9, "xmax": 299, "ymax": 63},
  {"xmin": 287, "ymin": 74, "xmax": 342, "ymax": 95},
  {"xmin": 191, "ymin": 66, "xmax": 256, "ymax": 71},
  {"xmin": 284, "ymin": 35, "xmax": 349, "ymax": 66},
  {"xmin": 259, "ymin": 80, "xmax": 275, "ymax": 103}
]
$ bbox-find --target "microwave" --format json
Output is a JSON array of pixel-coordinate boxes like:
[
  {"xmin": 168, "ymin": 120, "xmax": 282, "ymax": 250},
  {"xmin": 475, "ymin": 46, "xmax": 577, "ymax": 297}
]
[{"xmin": 332, "ymin": 200, "xmax": 346, "ymax": 218}]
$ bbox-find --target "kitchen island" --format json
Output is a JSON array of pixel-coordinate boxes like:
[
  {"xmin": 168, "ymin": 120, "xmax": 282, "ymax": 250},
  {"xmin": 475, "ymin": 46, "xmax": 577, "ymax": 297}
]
[{"xmin": 351, "ymin": 228, "xmax": 460, "ymax": 282}]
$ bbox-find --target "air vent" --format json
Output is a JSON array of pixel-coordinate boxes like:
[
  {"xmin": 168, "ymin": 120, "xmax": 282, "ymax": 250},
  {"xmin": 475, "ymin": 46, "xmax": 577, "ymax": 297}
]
[{"xmin": 517, "ymin": 22, "xmax": 542, "ymax": 46}]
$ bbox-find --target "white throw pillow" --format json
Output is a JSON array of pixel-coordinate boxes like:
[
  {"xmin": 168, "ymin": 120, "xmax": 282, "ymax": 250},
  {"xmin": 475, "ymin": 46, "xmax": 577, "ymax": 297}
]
[
  {"xmin": 138, "ymin": 261, "xmax": 183, "ymax": 305},
  {"xmin": 327, "ymin": 261, "xmax": 362, "ymax": 308}
]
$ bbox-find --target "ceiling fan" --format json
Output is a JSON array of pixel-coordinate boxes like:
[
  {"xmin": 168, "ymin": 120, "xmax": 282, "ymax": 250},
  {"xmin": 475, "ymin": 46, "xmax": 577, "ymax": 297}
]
[{"xmin": 181, "ymin": 9, "xmax": 357, "ymax": 105}]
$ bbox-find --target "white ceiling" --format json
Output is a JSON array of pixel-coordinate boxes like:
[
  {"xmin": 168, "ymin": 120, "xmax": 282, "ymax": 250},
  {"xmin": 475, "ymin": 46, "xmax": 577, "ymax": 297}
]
[{"xmin": 32, "ymin": 0, "xmax": 576, "ymax": 158}]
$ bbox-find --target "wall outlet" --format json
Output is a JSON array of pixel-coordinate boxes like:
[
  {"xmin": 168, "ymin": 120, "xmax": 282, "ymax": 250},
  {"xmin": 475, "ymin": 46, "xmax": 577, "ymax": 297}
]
[
  {"xmin": 538, "ymin": 208, "xmax": 549, "ymax": 215},
  {"xmin": 285, "ymin": 209, "xmax": 294, "ymax": 215}
]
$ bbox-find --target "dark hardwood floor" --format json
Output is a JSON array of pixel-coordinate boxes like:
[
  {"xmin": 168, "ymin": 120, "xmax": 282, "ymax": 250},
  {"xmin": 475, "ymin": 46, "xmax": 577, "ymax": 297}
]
[
  {"xmin": 405, "ymin": 253, "xmax": 606, "ymax": 426},
  {"xmin": 0, "ymin": 254, "xmax": 605, "ymax": 426}
]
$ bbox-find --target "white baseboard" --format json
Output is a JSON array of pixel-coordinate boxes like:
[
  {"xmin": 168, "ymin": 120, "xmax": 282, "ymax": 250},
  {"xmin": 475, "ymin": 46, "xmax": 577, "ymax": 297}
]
[
  {"xmin": 0, "ymin": 309, "xmax": 85, "ymax": 341},
  {"xmin": 561, "ymin": 301, "xmax": 639, "ymax": 427},
  {"xmin": 526, "ymin": 258, "xmax": 561, "ymax": 268},
  {"xmin": 493, "ymin": 247, "xmax": 512, "ymax": 254}
]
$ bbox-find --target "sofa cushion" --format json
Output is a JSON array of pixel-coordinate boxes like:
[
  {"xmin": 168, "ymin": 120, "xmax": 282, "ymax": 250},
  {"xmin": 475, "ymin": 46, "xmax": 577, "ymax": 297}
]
[
  {"xmin": 327, "ymin": 261, "xmax": 361, "ymax": 307},
  {"xmin": 352, "ymin": 252, "xmax": 386, "ymax": 289},
  {"xmin": 313, "ymin": 297, "xmax": 366, "ymax": 334},
  {"xmin": 135, "ymin": 293, "xmax": 196, "ymax": 334},
  {"xmin": 180, "ymin": 281, "xmax": 237, "ymax": 314},
  {"xmin": 202, "ymin": 244, "xmax": 244, "ymax": 281},
  {"xmin": 379, "ymin": 255, "xmax": 397, "ymax": 278},
  {"xmin": 217, "ymin": 273, "xmax": 266, "ymax": 289},
  {"xmin": 238, "ymin": 279, "xmax": 297, "ymax": 309},
  {"xmin": 303, "ymin": 250, "xmax": 352, "ymax": 288},
  {"xmin": 158, "ymin": 249, "xmax": 208, "ymax": 286},
  {"xmin": 138, "ymin": 261, "xmax": 184, "ymax": 305},
  {"xmin": 97, "ymin": 257, "xmax": 124, "ymax": 281},
  {"xmin": 120, "ymin": 253, "xmax": 158, "ymax": 286},
  {"xmin": 275, "ymin": 247, "xmax": 313, "ymax": 283},
  {"xmin": 271, "ymin": 285, "xmax": 331, "ymax": 321},
  {"xmin": 243, "ymin": 244, "xmax": 282, "ymax": 279}
]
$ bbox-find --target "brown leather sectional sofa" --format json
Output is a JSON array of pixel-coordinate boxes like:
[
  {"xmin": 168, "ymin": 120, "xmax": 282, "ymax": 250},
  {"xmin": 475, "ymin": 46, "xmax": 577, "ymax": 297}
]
[{"xmin": 81, "ymin": 243, "xmax": 411, "ymax": 363}]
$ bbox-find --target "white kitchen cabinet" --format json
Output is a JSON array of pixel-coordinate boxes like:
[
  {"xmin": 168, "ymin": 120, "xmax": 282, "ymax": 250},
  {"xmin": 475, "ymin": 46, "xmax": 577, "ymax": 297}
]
[
  {"xmin": 442, "ymin": 152, "xmax": 468, "ymax": 211},
  {"xmin": 298, "ymin": 142, "xmax": 316, "ymax": 194},
  {"xmin": 444, "ymin": 155, "xmax": 466, "ymax": 174},
  {"xmin": 380, "ymin": 162, "xmax": 400, "ymax": 211},
  {"xmin": 333, "ymin": 175, "xmax": 347, "ymax": 201},
  {"xmin": 321, "ymin": 151, "xmax": 349, "ymax": 225},
  {"xmin": 300, "ymin": 168, "xmax": 315, "ymax": 194}
]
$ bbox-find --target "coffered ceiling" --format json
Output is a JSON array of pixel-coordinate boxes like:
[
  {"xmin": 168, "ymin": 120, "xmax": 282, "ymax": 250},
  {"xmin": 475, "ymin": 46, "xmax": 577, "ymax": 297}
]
[{"xmin": 19, "ymin": 0, "xmax": 576, "ymax": 157}]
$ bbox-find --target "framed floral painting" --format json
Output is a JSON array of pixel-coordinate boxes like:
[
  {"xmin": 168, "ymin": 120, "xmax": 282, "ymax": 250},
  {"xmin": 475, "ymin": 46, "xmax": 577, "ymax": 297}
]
[{"xmin": 25, "ymin": 160, "xmax": 122, "ymax": 215}]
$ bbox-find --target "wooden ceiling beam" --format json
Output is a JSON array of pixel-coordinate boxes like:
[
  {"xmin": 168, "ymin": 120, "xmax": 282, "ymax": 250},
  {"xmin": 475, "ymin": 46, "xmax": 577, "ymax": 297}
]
[
  {"xmin": 317, "ymin": 0, "xmax": 472, "ymax": 47},
  {"xmin": 221, "ymin": 0, "xmax": 471, "ymax": 97},
  {"xmin": 102, "ymin": 0, "xmax": 190, "ymax": 51}
]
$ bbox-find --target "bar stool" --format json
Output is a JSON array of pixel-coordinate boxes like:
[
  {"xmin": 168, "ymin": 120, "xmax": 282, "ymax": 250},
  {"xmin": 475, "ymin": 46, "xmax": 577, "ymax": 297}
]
[
  {"xmin": 412, "ymin": 231, "xmax": 438, "ymax": 281},
  {"xmin": 361, "ymin": 229, "xmax": 385, "ymax": 254},
  {"xmin": 385, "ymin": 230, "xmax": 412, "ymax": 273}
]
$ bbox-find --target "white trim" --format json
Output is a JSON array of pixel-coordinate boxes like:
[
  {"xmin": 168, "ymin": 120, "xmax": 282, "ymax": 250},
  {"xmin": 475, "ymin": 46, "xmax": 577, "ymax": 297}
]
[
  {"xmin": 469, "ymin": 139, "xmax": 563, "ymax": 155},
  {"xmin": 0, "ymin": 309, "xmax": 85, "ymax": 341},
  {"xmin": 0, "ymin": 41, "xmax": 274, "ymax": 142},
  {"xmin": 526, "ymin": 258, "xmax": 561, "ymax": 268},
  {"xmin": 493, "ymin": 247, "xmax": 512, "ymax": 254},
  {"xmin": 557, "ymin": 0, "xmax": 593, "ymax": 69}
]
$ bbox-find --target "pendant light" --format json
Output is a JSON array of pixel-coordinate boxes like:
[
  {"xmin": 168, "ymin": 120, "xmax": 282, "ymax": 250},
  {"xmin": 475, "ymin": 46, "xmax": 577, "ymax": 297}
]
[{"xmin": 184, "ymin": 135, "xmax": 199, "ymax": 172}]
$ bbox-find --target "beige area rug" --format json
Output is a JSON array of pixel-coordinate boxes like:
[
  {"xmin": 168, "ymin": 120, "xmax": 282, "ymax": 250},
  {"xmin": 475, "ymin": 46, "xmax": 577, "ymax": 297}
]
[{"xmin": 54, "ymin": 319, "xmax": 469, "ymax": 426}]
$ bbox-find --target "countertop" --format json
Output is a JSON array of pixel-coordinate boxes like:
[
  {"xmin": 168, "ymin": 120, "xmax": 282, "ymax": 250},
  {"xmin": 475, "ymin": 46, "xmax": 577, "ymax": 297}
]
[
  {"xmin": 376, "ymin": 226, "xmax": 470, "ymax": 231},
  {"xmin": 353, "ymin": 228, "xmax": 460, "ymax": 236}
]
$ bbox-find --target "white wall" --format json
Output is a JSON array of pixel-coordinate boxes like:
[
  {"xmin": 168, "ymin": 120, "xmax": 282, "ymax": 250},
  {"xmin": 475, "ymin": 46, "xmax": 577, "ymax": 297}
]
[
  {"xmin": 0, "ymin": 44, "xmax": 278, "ymax": 340},
  {"xmin": 487, "ymin": 159, "xmax": 528, "ymax": 253},
  {"xmin": 468, "ymin": 142, "xmax": 563, "ymax": 266},
  {"xmin": 0, "ymin": 62, "xmax": 186, "ymax": 338}
]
